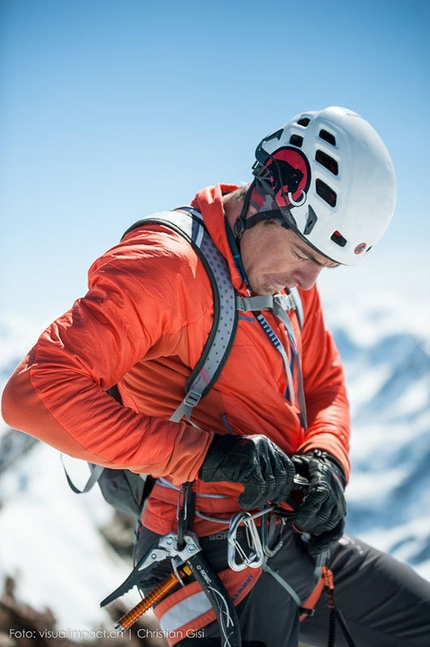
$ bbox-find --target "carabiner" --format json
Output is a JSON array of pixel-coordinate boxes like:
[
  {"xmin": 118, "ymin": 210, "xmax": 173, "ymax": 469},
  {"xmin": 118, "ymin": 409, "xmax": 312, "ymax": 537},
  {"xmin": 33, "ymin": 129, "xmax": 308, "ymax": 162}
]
[{"xmin": 227, "ymin": 511, "xmax": 265, "ymax": 572}]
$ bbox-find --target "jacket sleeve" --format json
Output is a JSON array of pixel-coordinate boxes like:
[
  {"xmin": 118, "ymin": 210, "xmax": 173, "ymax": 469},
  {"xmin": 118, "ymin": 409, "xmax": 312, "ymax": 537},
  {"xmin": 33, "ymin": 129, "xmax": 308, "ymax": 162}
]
[
  {"xmin": 1, "ymin": 229, "xmax": 214, "ymax": 486},
  {"xmin": 296, "ymin": 287, "xmax": 351, "ymax": 480}
]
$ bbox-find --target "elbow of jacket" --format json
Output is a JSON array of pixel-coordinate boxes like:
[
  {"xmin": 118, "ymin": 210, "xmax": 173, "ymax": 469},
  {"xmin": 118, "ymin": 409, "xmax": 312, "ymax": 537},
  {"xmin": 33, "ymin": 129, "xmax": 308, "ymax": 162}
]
[
  {"xmin": 2, "ymin": 377, "xmax": 19, "ymax": 429},
  {"xmin": 1, "ymin": 350, "xmax": 39, "ymax": 433},
  {"xmin": 2, "ymin": 373, "xmax": 26, "ymax": 431}
]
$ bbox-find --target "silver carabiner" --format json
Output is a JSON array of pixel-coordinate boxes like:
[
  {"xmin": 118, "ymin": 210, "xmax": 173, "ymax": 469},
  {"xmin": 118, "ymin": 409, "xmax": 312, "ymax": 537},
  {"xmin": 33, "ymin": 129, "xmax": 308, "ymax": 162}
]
[{"xmin": 227, "ymin": 511, "xmax": 265, "ymax": 572}]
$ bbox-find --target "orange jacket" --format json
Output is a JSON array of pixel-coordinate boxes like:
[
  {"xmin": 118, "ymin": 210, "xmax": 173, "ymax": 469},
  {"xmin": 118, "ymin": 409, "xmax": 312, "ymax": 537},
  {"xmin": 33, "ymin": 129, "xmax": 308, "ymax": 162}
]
[{"xmin": 1, "ymin": 184, "xmax": 350, "ymax": 536}]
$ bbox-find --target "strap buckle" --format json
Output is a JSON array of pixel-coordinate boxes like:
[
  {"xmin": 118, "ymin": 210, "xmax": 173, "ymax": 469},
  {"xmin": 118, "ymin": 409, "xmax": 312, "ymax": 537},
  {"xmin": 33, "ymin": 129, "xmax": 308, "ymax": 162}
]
[
  {"xmin": 274, "ymin": 293, "xmax": 297, "ymax": 312},
  {"xmin": 184, "ymin": 388, "xmax": 202, "ymax": 410}
]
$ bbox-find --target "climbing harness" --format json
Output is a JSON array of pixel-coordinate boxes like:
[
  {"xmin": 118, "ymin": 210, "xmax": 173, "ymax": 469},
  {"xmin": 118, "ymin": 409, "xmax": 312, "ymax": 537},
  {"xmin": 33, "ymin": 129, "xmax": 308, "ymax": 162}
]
[{"xmin": 103, "ymin": 479, "xmax": 357, "ymax": 647}]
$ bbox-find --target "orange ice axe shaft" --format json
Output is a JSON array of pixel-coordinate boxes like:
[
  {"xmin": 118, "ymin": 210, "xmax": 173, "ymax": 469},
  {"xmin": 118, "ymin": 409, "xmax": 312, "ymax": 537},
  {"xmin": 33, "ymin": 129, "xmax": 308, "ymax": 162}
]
[{"xmin": 115, "ymin": 564, "xmax": 192, "ymax": 631}]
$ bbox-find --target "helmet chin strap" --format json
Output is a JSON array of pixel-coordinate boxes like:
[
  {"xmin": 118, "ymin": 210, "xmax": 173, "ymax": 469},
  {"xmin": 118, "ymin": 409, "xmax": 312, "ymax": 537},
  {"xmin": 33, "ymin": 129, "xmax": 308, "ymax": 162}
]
[
  {"xmin": 233, "ymin": 181, "xmax": 255, "ymax": 240},
  {"xmin": 233, "ymin": 180, "xmax": 288, "ymax": 243},
  {"xmin": 233, "ymin": 179, "xmax": 292, "ymax": 240}
]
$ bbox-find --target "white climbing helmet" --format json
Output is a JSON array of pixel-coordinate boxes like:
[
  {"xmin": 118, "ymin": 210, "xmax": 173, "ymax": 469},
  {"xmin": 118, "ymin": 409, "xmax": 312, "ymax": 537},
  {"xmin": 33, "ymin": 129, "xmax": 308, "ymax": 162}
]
[{"xmin": 252, "ymin": 106, "xmax": 397, "ymax": 265}]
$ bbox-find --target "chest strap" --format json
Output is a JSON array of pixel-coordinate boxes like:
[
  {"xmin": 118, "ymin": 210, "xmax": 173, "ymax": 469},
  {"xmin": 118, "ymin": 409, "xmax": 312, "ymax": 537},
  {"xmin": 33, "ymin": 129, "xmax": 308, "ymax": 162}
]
[{"xmin": 237, "ymin": 291, "xmax": 307, "ymax": 429}]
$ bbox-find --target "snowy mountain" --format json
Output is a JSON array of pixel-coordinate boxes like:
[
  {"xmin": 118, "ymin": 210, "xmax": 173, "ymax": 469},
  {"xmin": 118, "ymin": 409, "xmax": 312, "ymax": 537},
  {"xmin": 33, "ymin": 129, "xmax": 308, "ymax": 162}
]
[
  {"xmin": 0, "ymin": 288, "xmax": 429, "ymax": 635},
  {"xmin": 321, "ymin": 289, "xmax": 430, "ymax": 579}
]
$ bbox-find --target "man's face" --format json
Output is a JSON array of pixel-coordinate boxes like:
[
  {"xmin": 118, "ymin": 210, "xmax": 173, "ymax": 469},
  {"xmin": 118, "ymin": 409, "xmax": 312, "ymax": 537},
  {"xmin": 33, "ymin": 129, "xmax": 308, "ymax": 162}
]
[{"xmin": 240, "ymin": 221, "xmax": 339, "ymax": 295}]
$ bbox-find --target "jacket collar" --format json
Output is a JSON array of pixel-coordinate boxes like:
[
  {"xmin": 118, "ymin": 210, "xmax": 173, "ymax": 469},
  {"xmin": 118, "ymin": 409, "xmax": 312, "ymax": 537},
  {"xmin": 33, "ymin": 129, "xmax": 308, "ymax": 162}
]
[{"xmin": 191, "ymin": 184, "xmax": 248, "ymax": 294}]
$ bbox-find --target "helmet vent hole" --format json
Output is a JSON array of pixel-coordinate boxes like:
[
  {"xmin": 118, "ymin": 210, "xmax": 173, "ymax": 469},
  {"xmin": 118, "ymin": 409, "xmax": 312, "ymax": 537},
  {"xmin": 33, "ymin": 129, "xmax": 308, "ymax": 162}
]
[
  {"xmin": 316, "ymin": 179, "xmax": 337, "ymax": 207},
  {"xmin": 319, "ymin": 129, "xmax": 336, "ymax": 146},
  {"xmin": 331, "ymin": 230, "xmax": 347, "ymax": 247},
  {"xmin": 290, "ymin": 134, "xmax": 304, "ymax": 147},
  {"xmin": 316, "ymin": 150, "xmax": 338, "ymax": 175},
  {"xmin": 265, "ymin": 128, "xmax": 284, "ymax": 143},
  {"xmin": 297, "ymin": 117, "xmax": 311, "ymax": 127}
]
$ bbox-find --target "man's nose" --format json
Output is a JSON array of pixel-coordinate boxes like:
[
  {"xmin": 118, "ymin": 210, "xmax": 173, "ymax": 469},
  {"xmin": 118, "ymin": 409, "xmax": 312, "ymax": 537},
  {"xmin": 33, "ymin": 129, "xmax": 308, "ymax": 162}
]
[{"xmin": 293, "ymin": 263, "xmax": 324, "ymax": 290}]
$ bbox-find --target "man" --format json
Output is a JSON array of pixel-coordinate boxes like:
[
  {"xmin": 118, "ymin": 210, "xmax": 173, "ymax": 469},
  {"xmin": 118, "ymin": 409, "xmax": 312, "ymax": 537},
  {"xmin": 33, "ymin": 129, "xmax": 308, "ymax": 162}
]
[{"xmin": 2, "ymin": 106, "xmax": 430, "ymax": 646}]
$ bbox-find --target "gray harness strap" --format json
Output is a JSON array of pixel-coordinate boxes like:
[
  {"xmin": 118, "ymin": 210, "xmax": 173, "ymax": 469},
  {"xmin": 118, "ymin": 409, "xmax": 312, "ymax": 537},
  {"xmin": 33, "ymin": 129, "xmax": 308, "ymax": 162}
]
[
  {"xmin": 62, "ymin": 458, "xmax": 105, "ymax": 494},
  {"xmin": 237, "ymin": 290, "xmax": 307, "ymax": 429},
  {"xmin": 272, "ymin": 296, "xmax": 307, "ymax": 429},
  {"xmin": 236, "ymin": 290, "xmax": 302, "ymax": 320},
  {"xmin": 149, "ymin": 208, "xmax": 239, "ymax": 423}
]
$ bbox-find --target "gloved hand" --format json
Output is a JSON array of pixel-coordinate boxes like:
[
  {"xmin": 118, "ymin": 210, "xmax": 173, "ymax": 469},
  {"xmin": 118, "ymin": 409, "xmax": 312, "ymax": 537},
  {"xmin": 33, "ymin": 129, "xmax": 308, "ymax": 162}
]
[
  {"xmin": 291, "ymin": 450, "xmax": 347, "ymax": 556},
  {"xmin": 198, "ymin": 434, "xmax": 296, "ymax": 510}
]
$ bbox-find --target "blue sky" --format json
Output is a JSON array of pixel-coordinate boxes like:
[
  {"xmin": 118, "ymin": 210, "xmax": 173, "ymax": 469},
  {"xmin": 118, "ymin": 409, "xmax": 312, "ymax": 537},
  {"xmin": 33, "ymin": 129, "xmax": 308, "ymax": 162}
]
[{"xmin": 1, "ymin": 0, "xmax": 429, "ymax": 326}]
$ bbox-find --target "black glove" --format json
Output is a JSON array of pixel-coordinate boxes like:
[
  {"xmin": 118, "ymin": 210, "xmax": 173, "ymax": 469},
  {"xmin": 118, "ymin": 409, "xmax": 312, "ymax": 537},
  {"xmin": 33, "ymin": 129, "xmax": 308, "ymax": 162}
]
[
  {"xmin": 291, "ymin": 450, "xmax": 347, "ymax": 555},
  {"xmin": 199, "ymin": 434, "xmax": 296, "ymax": 510}
]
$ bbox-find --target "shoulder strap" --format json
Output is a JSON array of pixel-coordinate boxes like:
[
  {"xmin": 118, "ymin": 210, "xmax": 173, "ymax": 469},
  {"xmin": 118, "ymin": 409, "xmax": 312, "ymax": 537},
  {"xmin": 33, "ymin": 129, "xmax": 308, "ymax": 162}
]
[
  {"xmin": 289, "ymin": 288, "xmax": 304, "ymax": 330},
  {"xmin": 123, "ymin": 207, "xmax": 239, "ymax": 422},
  {"xmin": 64, "ymin": 208, "xmax": 239, "ymax": 496}
]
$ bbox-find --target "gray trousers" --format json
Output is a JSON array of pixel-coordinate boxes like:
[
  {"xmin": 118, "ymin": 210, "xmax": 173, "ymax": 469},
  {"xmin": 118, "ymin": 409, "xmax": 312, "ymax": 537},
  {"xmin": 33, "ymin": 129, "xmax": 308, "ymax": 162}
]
[{"xmin": 137, "ymin": 526, "xmax": 430, "ymax": 647}]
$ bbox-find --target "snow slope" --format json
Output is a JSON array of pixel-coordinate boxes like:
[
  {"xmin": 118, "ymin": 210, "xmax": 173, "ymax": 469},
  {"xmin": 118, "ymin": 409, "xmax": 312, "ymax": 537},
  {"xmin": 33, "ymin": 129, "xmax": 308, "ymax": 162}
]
[
  {"xmin": 0, "ymin": 440, "xmax": 142, "ymax": 632},
  {"xmin": 321, "ymin": 289, "xmax": 430, "ymax": 581}
]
